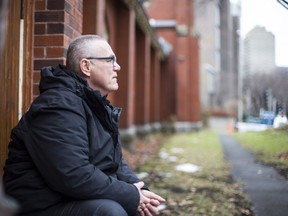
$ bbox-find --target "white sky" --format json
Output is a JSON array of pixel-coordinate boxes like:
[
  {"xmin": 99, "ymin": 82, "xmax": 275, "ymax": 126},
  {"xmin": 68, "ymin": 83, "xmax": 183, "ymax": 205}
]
[{"xmin": 234, "ymin": 0, "xmax": 288, "ymax": 67}]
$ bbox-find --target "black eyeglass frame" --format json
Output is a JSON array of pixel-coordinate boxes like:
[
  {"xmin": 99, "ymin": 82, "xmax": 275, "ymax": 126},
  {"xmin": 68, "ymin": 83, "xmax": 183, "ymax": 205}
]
[{"xmin": 86, "ymin": 56, "xmax": 116, "ymax": 66}]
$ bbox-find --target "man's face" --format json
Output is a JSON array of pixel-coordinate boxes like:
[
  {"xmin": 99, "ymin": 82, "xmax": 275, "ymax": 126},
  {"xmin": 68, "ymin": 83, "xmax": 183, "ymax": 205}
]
[{"xmin": 83, "ymin": 40, "xmax": 121, "ymax": 96}]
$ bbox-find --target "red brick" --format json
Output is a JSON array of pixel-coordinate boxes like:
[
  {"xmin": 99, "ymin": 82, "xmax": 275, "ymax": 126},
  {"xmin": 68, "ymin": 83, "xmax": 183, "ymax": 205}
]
[
  {"xmin": 33, "ymin": 83, "xmax": 40, "ymax": 97},
  {"xmin": 34, "ymin": 47, "xmax": 45, "ymax": 58},
  {"xmin": 47, "ymin": 0, "xmax": 65, "ymax": 10},
  {"xmin": 64, "ymin": 24, "xmax": 73, "ymax": 38},
  {"xmin": 35, "ymin": 11, "xmax": 65, "ymax": 22},
  {"xmin": 35, "ymin": 0, "xmax": 46, "ymax": 11},
  {"xmin": 64, "ymin": 1, "xmax": 73, "ymax": 15},
  {"xmin": 34, "ymin": 35, "xmax": 64, "ymax": 46},
  {"xmin": 34, "ymin": 59, "xmax": 65, "ymax": 70},
  {"xmin": 67, "ymin": 16, "xmax": 81, "ymax": 33},
  {"xmin": 72, "ymin": 30, "xmax": 81, "ymax": 39},
  {"xmin": 33, "ymin": 71, "xmax": 41, "ymax": 82},
  {"xmin": 34, "ymin": 23, "xmax": 46, "ymax": 35},
  {"xmin": 66, "ymin": 0, "xmax": 83, "ymax": 12},
  {"xmin": 63, "ymin": 35, "xmax": 71, "ymax": 48},
  {"xmin": 65, "ymin": 21, "xmax": 78, "ymax": 34},
  {"xmin": 47, "ymin": 47, "xmax": 65, "ymax": 58},
  {"xmin": 74, "ymin": 8, "xmax": 83, "ymax": 22},
  {"xmin": 47, "ymin": 23, "xmax": 64, "ymax": 34},
  {"xmin": 76, "ymin": 0, "xmax": 83, "ymax": 12}
]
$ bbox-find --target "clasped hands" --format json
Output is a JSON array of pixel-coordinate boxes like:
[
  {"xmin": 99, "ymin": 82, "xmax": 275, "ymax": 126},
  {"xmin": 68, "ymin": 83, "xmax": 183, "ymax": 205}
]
[{"xmin": 134, "ymin": 181, "xmax": 165, "ymax": 216}]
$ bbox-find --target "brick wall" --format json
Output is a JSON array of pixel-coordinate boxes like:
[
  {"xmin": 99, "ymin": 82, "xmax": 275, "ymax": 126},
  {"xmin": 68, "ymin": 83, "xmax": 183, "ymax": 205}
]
[
  {"xmin": 147, "ymin": 0, "xmax": 201, "ymax": 123},
  {"xmin": 33, "ymin": 0, "xmax": 83, "ymax": 98}
]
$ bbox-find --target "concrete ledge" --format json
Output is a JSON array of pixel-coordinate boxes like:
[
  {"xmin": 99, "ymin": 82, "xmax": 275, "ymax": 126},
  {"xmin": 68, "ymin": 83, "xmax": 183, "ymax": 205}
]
[{"xmin": 174, "ymin": 121, "xmax": 202, "ymax": 132}]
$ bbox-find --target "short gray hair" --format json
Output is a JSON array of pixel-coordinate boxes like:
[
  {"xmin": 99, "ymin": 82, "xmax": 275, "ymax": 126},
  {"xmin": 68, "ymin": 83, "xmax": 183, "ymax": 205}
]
[{"xmin": 66, "ymin": 35, "xmax": 104, "ymax": 72}]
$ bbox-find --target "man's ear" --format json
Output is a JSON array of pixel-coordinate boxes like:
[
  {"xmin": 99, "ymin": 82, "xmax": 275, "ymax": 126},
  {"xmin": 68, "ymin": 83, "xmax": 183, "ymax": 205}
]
[{"xmin": 79, "ymin": 59, "xmax": 91, "ymax": 77}]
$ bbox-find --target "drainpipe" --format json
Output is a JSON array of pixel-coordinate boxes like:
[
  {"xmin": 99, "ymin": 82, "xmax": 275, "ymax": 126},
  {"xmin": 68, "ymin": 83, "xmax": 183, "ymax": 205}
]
[{"xmin": 18, "ymin": 0, "xmax": 24, "ymax": 120}]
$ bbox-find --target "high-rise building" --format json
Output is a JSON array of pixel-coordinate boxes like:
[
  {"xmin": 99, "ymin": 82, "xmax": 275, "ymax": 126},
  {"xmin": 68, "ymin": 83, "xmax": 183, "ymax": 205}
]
[{"xmin": 243, "ymin": 26, "xmax": 276, "ymax": 76}]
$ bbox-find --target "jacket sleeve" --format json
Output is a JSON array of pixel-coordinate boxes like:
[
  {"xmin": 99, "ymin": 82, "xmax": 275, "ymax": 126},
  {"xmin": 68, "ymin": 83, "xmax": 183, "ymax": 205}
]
[
  {"xmin": 117, "ymin": 159, "xmax": 140, "ymax": 183},
  {"xmin": 25, "ymin": 93, "xmax": 139, "ymax": 215},
  {"xmin": 117, "ymin": 160, "xmax": 150, "ymax": 191}
]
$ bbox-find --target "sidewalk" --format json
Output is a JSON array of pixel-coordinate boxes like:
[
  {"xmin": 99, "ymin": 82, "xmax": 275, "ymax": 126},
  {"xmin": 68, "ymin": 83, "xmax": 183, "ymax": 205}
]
[{"xmin": 220, "ymin": 134, "xmax": 288, "ymax": 216}]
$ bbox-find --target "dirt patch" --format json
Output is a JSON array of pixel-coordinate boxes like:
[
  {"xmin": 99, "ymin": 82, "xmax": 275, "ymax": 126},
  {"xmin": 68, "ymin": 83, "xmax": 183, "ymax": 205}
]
[
  {"xmin": 122, "ymin": 135, "xmax": 163, "ymax": 170},
  {"xmin": 278, "ymin": 151, "xmax": 288, "ymax": 160}
]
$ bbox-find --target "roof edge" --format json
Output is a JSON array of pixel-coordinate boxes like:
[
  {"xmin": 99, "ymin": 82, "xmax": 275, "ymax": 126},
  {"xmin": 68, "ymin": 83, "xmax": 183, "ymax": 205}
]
[{"xmin": 122, "ymin": 0, "xmax": 166, "ymax": 59}]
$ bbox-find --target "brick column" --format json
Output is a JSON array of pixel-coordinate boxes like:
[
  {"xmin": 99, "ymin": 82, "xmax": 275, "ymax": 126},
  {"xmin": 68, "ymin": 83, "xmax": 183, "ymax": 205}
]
[
  {"xmin": 114, "ymin": 3, "xmax": 136, "ymax": 129},
  {"xmin": 150, "ymin": 48, "xmax": 161, "ymax": 122},
  {"xmin": 33, "ymin": 0, "xmax": 82, "ymax": 98},
  {"xmin": 159, "ymin": 55, "xmax": 176, "ymax": 122},
  {"xmin": 82, "ymin": 0, "xmax": 105, "ymax": 36},
  {"xmin": 175, "ymin": 37, "xmax": 189, "ymax": 121},
  {"xmin": 189, "ymin": 37, "xmax": 200, "ymax": 122},
  {"xmin": 175, "ymin": 0, "xmax": 192, "ymax": 121},
  {"xmin": 135, "ymin": 28, "xmax": 151, "ymax": 125}
]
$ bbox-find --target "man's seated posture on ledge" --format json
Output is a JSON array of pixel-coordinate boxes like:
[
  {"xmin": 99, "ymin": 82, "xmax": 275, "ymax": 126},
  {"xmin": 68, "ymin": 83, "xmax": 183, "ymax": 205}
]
[{"xmin": 3, "ymin": 35, "xmax": 165, "ymax": 216}]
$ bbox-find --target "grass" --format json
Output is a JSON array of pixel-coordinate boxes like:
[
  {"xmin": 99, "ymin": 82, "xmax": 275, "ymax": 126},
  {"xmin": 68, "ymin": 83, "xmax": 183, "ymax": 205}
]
[
  {"xmin": 137, "ymin": 131, "xmax": 253, "ymax": 216},
  {"xmin": 233, "ymin": 128, "xmax": 288, "ymax": 179}
]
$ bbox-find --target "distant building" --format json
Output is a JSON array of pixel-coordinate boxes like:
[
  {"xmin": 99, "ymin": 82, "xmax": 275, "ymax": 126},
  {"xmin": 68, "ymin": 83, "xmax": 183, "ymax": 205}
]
[
  {"xmin": 193, "ymin": 0, "xmax": 221, "ymax": 111},
  {"xmin": 276, "ymin": 66, "xmax": 288, "ymax": 75},
  {"xmin": 243, "ymin": 26, "xmax": 276, "ymax": 76},
  {"xmin": 218, "ymin": 0, "xmax": 240, "ymax": 113},
  {"xmin": 194, "ymin": 0, "xmax": 239, "ymax": 114},
  {"xmin": 145, "ymin": 0, "xmax": 201, "ymax": 131}
]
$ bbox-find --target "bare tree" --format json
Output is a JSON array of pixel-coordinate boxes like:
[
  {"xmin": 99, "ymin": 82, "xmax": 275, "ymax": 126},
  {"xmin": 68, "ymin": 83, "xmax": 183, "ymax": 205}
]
[
  {"xmin": 243, "ymin": 71, "xmax": 288, "ymax": 116},
  {"xmin": 271, "ymin": 72, "xmax": 288, "ymax": 105},
  {"xmin": 243, "ymin": 73, "xmax": 269, "ymax": 115}
]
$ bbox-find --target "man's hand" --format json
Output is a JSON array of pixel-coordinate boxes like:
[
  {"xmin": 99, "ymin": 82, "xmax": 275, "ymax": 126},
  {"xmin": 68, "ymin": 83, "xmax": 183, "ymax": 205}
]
[
  {"xmin": 133, "ymin": 181, "xmax": 166, "ymax": 216},
  {"xmin": 134, "ymin": 181, "xmax": 150, "ymax": 215},
  {"xmin": 141, "ymin": 190, "xmax": 165, "ymax": 215}
]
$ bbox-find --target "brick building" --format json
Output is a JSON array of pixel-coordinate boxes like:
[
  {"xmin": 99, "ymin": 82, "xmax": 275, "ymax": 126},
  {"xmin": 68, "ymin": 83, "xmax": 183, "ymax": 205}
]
[
  {"xmin": 0, "ymin": 0, "xmax": 200, "ymax": 171},
  {"xmin": 146, "ymin": 0, "xmax": 200, "ymax": 130}
]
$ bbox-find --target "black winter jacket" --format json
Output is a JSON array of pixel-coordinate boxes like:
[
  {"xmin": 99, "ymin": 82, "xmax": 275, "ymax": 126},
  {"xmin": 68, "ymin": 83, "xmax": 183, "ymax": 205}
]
[{"xmin": 3, "ymin": 65, "xmax": 140, "ymax": 215}]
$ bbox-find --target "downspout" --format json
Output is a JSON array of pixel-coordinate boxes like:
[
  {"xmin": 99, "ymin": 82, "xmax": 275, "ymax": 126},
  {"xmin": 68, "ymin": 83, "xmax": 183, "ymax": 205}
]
[{"xmin": 18, "ymin": 0, "xmax": 24, "ymax": 120}]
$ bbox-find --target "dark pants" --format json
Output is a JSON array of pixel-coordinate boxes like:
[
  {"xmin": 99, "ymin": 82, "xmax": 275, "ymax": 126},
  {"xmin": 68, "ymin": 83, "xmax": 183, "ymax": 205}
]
[{"xmin": 25, "ymin": 199, "xmax": 129, "ymax": 216}]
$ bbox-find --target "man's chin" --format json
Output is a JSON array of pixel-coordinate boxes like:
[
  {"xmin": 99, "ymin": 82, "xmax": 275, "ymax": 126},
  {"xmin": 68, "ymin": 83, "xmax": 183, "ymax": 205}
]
[{"xmin": 110, "ymin": 85, "xmax": 119, "ymax": 92}]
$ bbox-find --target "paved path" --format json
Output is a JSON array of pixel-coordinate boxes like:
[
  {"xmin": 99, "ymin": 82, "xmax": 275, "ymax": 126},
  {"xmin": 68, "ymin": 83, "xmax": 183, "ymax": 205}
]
[{"xmin": 219, "ymin": 134, "xmax": 288, "ymax": 216}]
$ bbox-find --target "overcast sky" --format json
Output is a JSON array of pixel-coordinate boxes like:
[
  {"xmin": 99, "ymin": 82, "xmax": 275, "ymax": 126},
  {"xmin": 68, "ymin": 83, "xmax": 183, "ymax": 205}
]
[{"xmin": 235, "ymin": 0, "xmax": 288, "ymax": 67}]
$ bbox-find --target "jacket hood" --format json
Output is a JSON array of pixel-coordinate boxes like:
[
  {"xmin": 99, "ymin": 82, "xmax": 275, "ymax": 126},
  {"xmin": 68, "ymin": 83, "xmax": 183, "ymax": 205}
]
[
  {"xmin": 39, "ymin": 65, "xmax": 88, "ymax": 94},
  {"xmin": 39, "ymin": 65, "xmax": 121, "ymax": 144}
]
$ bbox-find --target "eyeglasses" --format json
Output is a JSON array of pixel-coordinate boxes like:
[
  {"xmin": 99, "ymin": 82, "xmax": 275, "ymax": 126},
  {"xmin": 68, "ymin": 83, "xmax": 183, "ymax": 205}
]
[{"xmin": 86, "ymin": 56, "xmax": 117, "ymax": 66}]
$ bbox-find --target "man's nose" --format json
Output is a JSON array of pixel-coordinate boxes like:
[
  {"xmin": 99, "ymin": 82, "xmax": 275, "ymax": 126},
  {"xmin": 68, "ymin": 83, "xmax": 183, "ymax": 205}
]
[{"xmin": 113, "ymin": 62, "xmax": 121, "ymax": 71}]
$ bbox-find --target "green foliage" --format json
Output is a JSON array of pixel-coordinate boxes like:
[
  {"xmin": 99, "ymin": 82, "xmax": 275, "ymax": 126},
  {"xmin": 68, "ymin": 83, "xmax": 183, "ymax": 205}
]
[{"xmin": 139, "ymin": 131, "xmax": 253, "ymax": 216}]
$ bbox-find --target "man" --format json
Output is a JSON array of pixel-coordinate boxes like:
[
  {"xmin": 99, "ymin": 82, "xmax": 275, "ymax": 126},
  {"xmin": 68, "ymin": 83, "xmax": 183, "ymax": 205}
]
[{"xmin": 3, "ymin": 35, "xmax": 165, "ymax": 216}]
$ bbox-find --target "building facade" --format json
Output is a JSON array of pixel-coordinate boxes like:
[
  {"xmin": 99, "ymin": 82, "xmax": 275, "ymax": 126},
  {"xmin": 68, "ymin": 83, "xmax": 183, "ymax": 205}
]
[
  {"xmin": 146, "ymin": 0, "xmax": 201, "ymax": 130},
  {"xmin": 194, "ymin": 0, "xmax": 221, "ymax": 112},
  {"xmin": 243, "ymin": 26, "xmax": 276, "ymax": 76},
  {"xmin": 194, "ymin": 0, "xmax": 240, "ymax": 116},
  {"xmin": 0, "ymin": 0, "xmax": 200, "ymax": 172}
]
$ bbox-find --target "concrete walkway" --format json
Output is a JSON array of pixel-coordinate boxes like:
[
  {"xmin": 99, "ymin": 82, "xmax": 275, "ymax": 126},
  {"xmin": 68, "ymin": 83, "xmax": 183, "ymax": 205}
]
[{"xmin": 220, "ymin": 134, "xmax": 288, "ymax": 216}]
